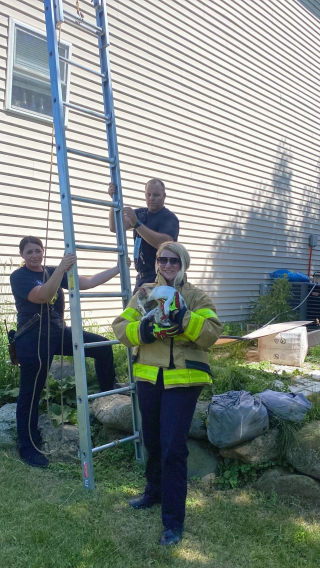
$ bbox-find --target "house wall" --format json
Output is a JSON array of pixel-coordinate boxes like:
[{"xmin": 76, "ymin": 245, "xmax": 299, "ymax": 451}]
[{"xmin": 1, "ymin": 0, "xmax": 320, "ymax": 328}]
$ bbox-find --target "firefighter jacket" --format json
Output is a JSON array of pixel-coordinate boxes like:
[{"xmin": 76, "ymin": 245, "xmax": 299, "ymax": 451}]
[{"xmin": 112, "ymin": 274, "xmax": 222, "ymax": 388}]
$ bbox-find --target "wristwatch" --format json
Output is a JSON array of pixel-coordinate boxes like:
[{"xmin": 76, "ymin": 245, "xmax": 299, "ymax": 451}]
[{"xmin": 133, "ymin": 220, "xmax": 142, "ymax": 229}]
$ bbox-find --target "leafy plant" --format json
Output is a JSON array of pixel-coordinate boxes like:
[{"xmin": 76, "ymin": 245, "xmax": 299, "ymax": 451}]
[
  {"xmin": 249, "ymin": 278, "xmax": 298, "ymax": 326},
  {"xmin": 215, "ymin": 458, "xmax": 276, "ymax": 489},
  {"xmin": 39, "ymin": 375, "xmax": 78, "ymax": 425}
]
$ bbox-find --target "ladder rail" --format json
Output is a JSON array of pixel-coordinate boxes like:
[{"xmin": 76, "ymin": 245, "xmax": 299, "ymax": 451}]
[
  {"xmin": 44, "ymin": 0, "xmax": 95, "ymax": 489},
  {"xmin": 94, "ymin": 0, "xmax": 145, "ymax": 465},
  {"xmin": 44, "ymin": 0, "xmax": 145, "ymax": 489}
]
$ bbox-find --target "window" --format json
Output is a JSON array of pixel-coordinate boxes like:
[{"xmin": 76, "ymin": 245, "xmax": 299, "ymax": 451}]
[{"xmin": 6, "ymin": 19, "xmax": 71, "ymax": 122}]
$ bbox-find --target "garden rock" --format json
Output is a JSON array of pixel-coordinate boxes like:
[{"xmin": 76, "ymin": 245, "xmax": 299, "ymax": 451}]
[
  {"xmin": 187, "ymin": 439, "xmax": 219, "ymax": 479},
  {"xmin": 91, "ymin": 394, "xmax": 133, "ymax": 431},
  {"xmin": 254, "ymin": 467, "xmax": 320, "ymax": 503},
  {"xmin": 38, "ymin": 414, "xmax": 79, "ymax": 462},
  {"xmin": 49, "ymin": 360, "xmax": 74, "ymax": 381},
  {"xmin": 0, "ymin": 403, "xmax": 17, "ymax": 447},
  {"xmin": 219, "ymin": 429, "xmax": 279, "ymax": 464},
  {"xmin": 286, "ymin": 421, "xmax": 320, "ymax": 480},
  {"xmin": 91, "ymin": 395, "xmax": 208, "ymax": 440},
  {"xmin": 189, "ymin": 401, "xmax": 207, "ymax": 440}
]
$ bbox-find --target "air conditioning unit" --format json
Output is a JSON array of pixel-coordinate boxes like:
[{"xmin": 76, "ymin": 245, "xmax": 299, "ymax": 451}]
[{"xmin": 259, "ymin": 282, "xmax": 320, "ymax": 329}]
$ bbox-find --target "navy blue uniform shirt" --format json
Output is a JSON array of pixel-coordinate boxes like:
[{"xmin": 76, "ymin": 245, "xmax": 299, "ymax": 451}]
[
  {"xmin": 133, "ymin": 206, "xmax": 179, "ymax": 273},
  {"xmin": 10, "ymin": 266, "xmax": 68, "ymax": 329}
]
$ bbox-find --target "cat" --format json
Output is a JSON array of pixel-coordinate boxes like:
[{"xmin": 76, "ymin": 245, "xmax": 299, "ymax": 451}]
[{"xmin": 136, "ymin": 286, "xmax": 186, "ymax": 327}]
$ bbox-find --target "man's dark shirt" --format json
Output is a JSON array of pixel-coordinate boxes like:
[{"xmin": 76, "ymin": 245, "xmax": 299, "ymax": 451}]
[
  {"xmin": 133, "ymin": 206, "xmax": 179, "ymax": 274},
  {"xmin": 10, "ymin": 266, "xmax": 68, "ymax": 328}
]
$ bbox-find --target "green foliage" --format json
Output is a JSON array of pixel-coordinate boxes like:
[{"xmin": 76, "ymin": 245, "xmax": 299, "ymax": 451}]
[
  {"xmin": 306, "ymin": 344, "xmax": 320, "ymax": 364},
  {"xmin": 39, "ymin": 375, "xmax": 78, "ymax": 425},
  {"xmin": 221, "ymin": 321, "xmax": 246, "ymax": 337},
  {"xmin": 0, "ymin": 320, "xmax": 20, "ymax": 402},
  {"xmin": 305, "ymin": 392, "xmax": 320, "ymax": 423},
  {"xmin": 210, "ymin": 364, "xmax": 291, "ymax": 396},
  {"xmin": 215, "ymin": 458, "xmax": 276, "ymax": 489},
  {"xmin": 249, "ymin": 278, "xmax": 298, "ymax": 326}
]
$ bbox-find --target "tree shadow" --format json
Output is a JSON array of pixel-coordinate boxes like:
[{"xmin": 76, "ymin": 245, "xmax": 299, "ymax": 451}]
[{"xmin": 200, "ymin": 138, "xmax": 320, "ymax": 322}]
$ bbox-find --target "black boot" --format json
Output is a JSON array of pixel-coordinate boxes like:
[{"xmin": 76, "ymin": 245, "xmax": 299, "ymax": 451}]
[
  {"xmin": 129, "ymin": 493, "xmax": 161, "ymax": 509},
  {"xmin": 159, "ymin": 528, "xmax": 183, "ymax": 546},
  {"xmin": 19, "ymin": 447, "xmax": 49, "ymax": 468}
]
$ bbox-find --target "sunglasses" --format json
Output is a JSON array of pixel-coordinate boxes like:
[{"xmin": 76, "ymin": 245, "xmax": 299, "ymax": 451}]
[{"xmin": 156, "ymin": 257, "xmax": 181, "ymax": 266}]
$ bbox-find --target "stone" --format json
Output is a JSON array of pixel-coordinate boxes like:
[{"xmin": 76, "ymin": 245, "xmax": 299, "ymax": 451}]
[
  {"xmin": 219, "ymin": 429, "xmax": 279, "ymax": 464},
  {"xmin": 49, "ymin": 360, "xmax": 74, "ymax": 381},
  {"xmin": 38, "ymin": 414, "xmax": 79, "ymax": 462},
  {"xmin": 254, "ymin": 468, "xmax": 320, "ymax": 503},
  {"xmin": 201, "ymin": 473, "xmax": 216, "ymax": 485},
  {"xmin": 91, "ymin": 394, "xmax": 133, "ymax": 431},
  {"xmin": 0, "ymin": 403, "xmax": 17, "ymax": 447},
  {"xmin": 189, "ymin": 401, "xmax": 208, "ymax": 440},
  {"xmin": 286, "ymin": 421, "xmax": 320, "ymax": 480},
  {"xmin": 187, "ymin": 439, "xmax": 219, "ymax": 479}
]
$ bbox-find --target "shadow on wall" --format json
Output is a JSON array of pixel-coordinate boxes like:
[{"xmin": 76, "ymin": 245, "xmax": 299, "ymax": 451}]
[
  {"xmin": 201, "ymin": 139, "xmax": 320, "ymax": 322},
  {"xmin": 297, "ymin": 0, "xmax": 320, "ymax": 20}
]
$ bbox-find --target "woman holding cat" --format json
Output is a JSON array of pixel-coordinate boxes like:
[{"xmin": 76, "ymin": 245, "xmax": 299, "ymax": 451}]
[{"xmin": 112, "ymin": 242, "xmax": 221, "ymax": 546}]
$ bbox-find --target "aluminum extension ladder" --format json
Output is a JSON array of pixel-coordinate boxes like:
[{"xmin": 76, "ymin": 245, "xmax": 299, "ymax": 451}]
[{"xmin": 43, "ymin": 0, "xmax": 144, "ymax": 489}]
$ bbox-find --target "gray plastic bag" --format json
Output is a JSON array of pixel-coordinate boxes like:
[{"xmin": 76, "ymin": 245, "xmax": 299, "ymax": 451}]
[
  {"xmin": 257, "ymin": 390, "xmax": 312, "ymax": 422},
  {"xmin": 207, "ymin": 390, "xmax": 269, "ymax": 448}
]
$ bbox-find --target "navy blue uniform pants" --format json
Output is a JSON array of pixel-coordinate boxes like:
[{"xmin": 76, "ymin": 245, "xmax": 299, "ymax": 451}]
[
  {"xmin": 133, "ymin": 272, "xmax": 156, "ymax": 295},
  {"xmin": 15, "ymin": 325, "xmax": 115, "ymax": 451},
  {"xmin": 137, "ymin": 370, "xmax": 202, "ymax": 531}
]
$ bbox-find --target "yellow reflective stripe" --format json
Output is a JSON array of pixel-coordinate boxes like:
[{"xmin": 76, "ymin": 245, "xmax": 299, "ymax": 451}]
[
  {"xmin": 163, "ymin": 368, "xmax": 211, "ymax": 385},
  {"xmin": 132, "ymin": 364, "xmax": 211, "ymax": 385},
  {"xmin": 125, "ymin": 321, "xmax": 141, "ymax": 345},
  {"xmin": 121, "ymin": 307, "xmax": 141, "ymax": 322},
  {"xmin": 133, "ymin": 363, "xmax": 158, "ymax": 382},
  {"xmin": 195, "ymin": 308, "xmax": 218, "ymax": 319},
  {"xmin": 184, "ymin": 311, "xmax": 204, "ymax": 342}
]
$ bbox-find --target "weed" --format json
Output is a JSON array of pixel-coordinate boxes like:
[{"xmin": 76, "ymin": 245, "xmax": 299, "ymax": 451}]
[{"xmin": 215, "ymin": 458, "xmax": 276, "ymax": 489}]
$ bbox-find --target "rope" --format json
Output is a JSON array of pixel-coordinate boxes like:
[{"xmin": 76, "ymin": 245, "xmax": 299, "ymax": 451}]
[{"xmin": 27, "ymin": 22, "xmax": 74, "ymax": 459}]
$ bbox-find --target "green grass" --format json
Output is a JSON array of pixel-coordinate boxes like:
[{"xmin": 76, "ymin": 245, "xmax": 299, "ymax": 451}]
[{"xmin": 1, "ymin": 446, "xmax": 320, "ymax": 568}]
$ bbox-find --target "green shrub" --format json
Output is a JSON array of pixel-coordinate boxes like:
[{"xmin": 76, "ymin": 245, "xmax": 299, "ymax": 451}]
[
  {"xmin": 215, "ymin": 458, "xmax": 276, "ymax": 489},
  {"xmin": 249, "ymin": 278, "xmax": 297, "ymax": 326}
]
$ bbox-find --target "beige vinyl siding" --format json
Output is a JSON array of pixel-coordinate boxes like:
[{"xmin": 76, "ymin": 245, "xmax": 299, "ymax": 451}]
[{"xmin": 1, "ymin": 0, "xmax": 320, "ymax": 326}]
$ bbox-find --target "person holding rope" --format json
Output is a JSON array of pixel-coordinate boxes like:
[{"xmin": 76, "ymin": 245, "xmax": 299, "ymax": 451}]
[
  {"xmin": 108, "ymin": 179, "xmax": 179, "ymax": 293},
  {"xmin": 112, "ymin": 242, "xmax": 221, "ymax": 546},
  {"xmin": 10, "ymin": 235, "xmax": 123, "ymax": 469}
]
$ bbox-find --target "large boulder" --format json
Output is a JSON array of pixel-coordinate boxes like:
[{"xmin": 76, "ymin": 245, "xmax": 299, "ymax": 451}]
[
  {"xmin": 91, "ymin": 394, "xmax": 133, "ymax": 431},
  {"xmin": 286, "ymin": 421, "xmax": 320, "ymax": 480},
  {"xmin": 0, "ymin": 403, "xmax": 17, "ymax": 447},
  {"xmin": 49, "ymin": 360, "xmax": 74, "ymax": 381},
  {"xmin": 219, "ymin": 429, "xmax": 279, "ymax": 464},
  {"xmin": 187, "ymin": 440, "xmax": 219, "ymax": 479},
  {"xmin": 254, "ymin": 467, "xmax": 320, "ymax": 503},
  {"xmin": 91, "ymin": 395, "xmax": 208, "ymax": 440},
  {"xmin": 38, "ymin": 414, "xmax": 79, "ymax": 462}
]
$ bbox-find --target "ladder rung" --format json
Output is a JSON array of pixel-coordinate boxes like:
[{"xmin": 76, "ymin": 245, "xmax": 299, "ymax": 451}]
[
  {"xmin": 67, "ymin": 147, "xmax": 113, "ymax": 163},
  {"xmin": 80, "ymin": 292, "xmax": 127, "ymax": 298},
  {"xmin": 88, "ymin": 384, "xmax": 135, "ymax": 400},
  {"xmin": 84, "ymin": 339, "xmax": 120, "ymax": 349},
  {"xmin": 92, "ymin": 432, "xmax": 140, "ymax": 454},
  {"xmin": 63, "ymin": 11, "xmax": 104, "ymax": 36},
  {"xmin": 76, "ymin": 243, "xmax": 122, "ymax": 253},
  {"xmin": 71, "ymin": 195, "xmax": 119, "ymax": 208},
  {"xmin": 59, "ymin": 56, "xmax": 105, "ymax": 78},
  {"xmin": 64, "ymin": 102, "xmax": 111, "ymax": 123}
]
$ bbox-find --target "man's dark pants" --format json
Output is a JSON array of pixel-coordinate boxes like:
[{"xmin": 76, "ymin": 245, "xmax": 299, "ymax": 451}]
[
  {"xmin": 15, "ymin": 325, "xmax": 115, "ymax": 451},
  {"xmin": 133, "ymin": 272, "xmax": 156, "ymax": 295},
  {"xmin": 137, "ymin": 370, "xmax": 201, "ymax": 531}
]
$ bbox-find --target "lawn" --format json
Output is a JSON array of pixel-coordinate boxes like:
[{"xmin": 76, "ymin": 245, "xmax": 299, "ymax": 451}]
[{"xmin": 1, "ymin": 444, "xmax": 320, "ymax": 568}]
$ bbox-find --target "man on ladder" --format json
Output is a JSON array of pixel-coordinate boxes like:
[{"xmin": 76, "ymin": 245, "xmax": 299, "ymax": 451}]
[{"xmin": 108, "ymin": 179, "xmax": 179, "ymax": 293}]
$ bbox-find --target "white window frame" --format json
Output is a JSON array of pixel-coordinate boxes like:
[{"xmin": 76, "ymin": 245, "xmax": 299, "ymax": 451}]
[{"xmin": 5, "ymin": 18, "xmax": 72, "ymax": 125}]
